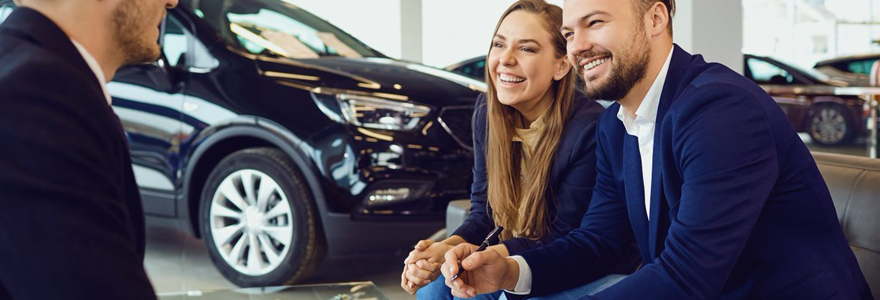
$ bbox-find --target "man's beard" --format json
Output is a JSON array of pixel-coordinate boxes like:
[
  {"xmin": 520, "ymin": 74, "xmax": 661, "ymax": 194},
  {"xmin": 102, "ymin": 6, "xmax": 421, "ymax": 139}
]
[
  {"xmin": 112, "ymin": 0, "xmax": 161, "ymax": 66},
  {"xmin": 580, "ymin": 28, "xmax": 651, "ymax": 101}
]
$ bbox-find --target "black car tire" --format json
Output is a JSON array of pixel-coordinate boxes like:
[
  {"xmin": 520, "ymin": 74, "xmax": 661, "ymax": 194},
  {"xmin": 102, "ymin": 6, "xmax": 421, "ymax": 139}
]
[
  {"xmin": 199, "ymin": 147, "xmax": 325, "ymax": 287},
  {"xmin": 809, "ymin": 104, "xmax": 854, "ymax": 146}
]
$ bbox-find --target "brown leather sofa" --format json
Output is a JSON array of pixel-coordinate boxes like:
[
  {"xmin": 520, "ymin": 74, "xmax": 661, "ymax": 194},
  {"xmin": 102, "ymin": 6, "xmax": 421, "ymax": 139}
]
[
  {"xmin": 813, "ymin": 152, "xmax": 879, "ymax": 299},
  {"xmin": 446, "ymin": 152, "xmax": 879, "ymax": 299}
]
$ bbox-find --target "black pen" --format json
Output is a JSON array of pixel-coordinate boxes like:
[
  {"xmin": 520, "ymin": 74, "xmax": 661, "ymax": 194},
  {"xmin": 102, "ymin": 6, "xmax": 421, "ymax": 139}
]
[{"xmin": 450, "ymin": 226, "xmax": 503, "ymax": 281}]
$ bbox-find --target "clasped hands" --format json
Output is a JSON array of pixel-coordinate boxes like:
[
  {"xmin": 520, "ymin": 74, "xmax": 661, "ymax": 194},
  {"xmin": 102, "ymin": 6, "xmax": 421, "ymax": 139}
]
[{"xmin": 401, "ymin": 241, "xmax": 520, "ymax": 298}]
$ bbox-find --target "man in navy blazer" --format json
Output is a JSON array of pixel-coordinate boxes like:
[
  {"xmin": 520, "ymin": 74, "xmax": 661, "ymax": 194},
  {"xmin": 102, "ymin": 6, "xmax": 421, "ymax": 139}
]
[{"xmin": 440, "ymin": 0, "xmax": 872, "ymax": 299}]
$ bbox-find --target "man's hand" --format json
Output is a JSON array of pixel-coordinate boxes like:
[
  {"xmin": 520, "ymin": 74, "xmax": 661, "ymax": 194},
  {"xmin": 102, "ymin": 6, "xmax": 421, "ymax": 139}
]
[{"xmin": 440, "ymin": 243, "xmax": 520, "ymax": 298}]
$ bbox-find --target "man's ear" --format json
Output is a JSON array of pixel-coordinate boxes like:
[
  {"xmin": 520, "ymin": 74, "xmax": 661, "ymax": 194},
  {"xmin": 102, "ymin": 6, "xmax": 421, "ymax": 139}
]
[
  {"xmin": 553, "ymin": 58, "xmax": 572, "ymax": 81},
  {"xmin": 647, "ymin": 2, "xmax": 670, "ymax": 37}
]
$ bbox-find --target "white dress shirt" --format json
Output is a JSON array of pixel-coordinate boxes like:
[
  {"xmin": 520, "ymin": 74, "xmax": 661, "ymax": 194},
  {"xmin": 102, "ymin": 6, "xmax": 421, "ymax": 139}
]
[
  {"xmin": 506, "ymin": 49, "xmax": 674, "ymax": 295},
  {"xmin": 70, "ymin": 39, "xmax": 112, "ymax": 105}
]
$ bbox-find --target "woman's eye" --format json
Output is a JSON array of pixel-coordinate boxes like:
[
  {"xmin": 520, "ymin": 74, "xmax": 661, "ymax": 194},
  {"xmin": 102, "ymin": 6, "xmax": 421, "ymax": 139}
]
[
  {"xmin": 493, "ymin": 42, "xmax": 504, "ymax": 48},
  {"xmin": 589, "ymin": 20, "xmax": 604, "ymax": 26},
  {"xmin": 520, "ymin": 47, "xmax": 536, "ymax": 53},
  {"xmin": 563, "ymin": 32, "xmax": 573, "ymax": 39}
]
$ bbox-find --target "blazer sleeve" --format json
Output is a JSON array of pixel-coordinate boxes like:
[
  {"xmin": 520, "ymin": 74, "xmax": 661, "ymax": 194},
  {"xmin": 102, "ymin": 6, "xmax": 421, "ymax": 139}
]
[
  {"xmin": 501, "ymin": 114, "xmax": 601, "ymax": 256},
  {"xmin": 586, "ymin": 83, "xmax": 779, "ymax": 299},
  {"xmin": 451, "ymin": 94, "xmax": 496, "ymax": 244},
  {"xmin": 519, "ymin": 114, "xmax": 638, "ymax": 296},
  {"xmin": 0, "ymin": 59, "xmax": 157, "ymax": 299}
]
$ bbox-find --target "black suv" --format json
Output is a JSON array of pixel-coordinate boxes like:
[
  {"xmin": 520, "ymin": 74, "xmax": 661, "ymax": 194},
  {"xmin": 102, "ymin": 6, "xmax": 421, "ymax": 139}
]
[{"xmin": 0, "ymin": 0, "xmax": 481, "ymax": 287}]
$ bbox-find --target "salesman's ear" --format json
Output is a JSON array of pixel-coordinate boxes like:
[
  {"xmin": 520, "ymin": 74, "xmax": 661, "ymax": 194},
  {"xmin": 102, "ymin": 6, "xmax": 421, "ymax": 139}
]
[{"xmin": 553, "ymin": 58, "xmax": 572, "ymax": 81}]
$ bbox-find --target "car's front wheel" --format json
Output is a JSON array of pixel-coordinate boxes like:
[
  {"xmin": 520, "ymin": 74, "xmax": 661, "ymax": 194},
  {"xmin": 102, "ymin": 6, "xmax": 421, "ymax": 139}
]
[
  {"xmin": 200, "ymin": 147, "xmax": 325, "ymax": 287},
  {"xmin": 809, "ymin": 105, "xmax": 854, "ymax": 146}
]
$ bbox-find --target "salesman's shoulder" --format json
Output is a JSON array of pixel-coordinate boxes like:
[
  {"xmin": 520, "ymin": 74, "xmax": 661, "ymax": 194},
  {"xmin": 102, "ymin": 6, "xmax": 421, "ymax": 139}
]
[{"xmin": 0, "ymin": 32, "xmax": 78, "ymax": 86}]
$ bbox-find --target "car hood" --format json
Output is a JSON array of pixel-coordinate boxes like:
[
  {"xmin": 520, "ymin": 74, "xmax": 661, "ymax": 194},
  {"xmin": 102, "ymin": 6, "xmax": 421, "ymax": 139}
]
[{"xmin": 256, "ymin": 56, "xmax": 484, "ymax": 107}]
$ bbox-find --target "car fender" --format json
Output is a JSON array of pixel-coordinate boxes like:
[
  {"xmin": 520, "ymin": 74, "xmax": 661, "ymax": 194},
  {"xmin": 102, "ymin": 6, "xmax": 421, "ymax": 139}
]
[{"xmin": 179, "ymin": 116, "xmax": 329, "ymax": 237}]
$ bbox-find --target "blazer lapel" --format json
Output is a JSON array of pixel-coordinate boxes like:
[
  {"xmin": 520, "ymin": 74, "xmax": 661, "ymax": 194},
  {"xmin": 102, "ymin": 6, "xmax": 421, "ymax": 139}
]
[
  {"xmin": 647, "ymin": 45, "xmax": 692, "ymax": 258},
  {"xmin": 647, "ymin": 102, "xmax": 667, "ymax": 258},
  {"xmin": 623, "ymin": 134, "xmax": 651, "ymax": 260}
]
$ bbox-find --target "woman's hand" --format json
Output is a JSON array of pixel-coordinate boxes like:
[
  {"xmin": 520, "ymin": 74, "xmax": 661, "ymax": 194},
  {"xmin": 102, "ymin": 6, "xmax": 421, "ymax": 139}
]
[{"xmin": 404, "ymin": 240, "xmax": 452, "ymax": 286}]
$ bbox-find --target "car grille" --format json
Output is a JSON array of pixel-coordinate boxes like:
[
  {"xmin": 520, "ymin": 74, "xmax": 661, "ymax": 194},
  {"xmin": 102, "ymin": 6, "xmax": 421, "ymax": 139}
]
[{"xmin": 438, "ymin": 107, "xmax": 474, "ymax": 151}]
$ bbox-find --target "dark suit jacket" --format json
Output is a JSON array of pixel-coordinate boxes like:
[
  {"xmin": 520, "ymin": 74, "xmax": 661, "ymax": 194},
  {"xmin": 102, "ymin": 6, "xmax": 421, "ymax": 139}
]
[
  {"xmin": 519, "ymin": 45, "xmax": 872, "ymax": 299},
  {"xmin": 453, "ymin": 94, "xmax": 614, "ymax": 256},
  {"xmin": 0, "ymin": 8, "xmax": 156, "ymax": 299}
]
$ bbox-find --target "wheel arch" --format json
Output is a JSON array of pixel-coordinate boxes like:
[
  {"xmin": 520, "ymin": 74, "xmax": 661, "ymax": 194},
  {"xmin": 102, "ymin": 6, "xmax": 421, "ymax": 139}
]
[{"xmin": 179, "ymin": 117, "xmax": 327, "ymax": 238}]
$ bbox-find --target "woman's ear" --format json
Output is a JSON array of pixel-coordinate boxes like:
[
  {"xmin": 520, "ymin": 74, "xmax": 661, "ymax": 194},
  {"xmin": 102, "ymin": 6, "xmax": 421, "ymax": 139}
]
[{"xmin": 553, "ymin": 58, "xmax": 572, "ymax": 81}]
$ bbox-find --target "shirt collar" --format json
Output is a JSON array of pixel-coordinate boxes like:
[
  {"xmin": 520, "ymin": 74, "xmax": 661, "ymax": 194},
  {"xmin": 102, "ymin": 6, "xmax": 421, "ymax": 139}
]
[
  {"xmin": 616, "ymin": 48, "xmax": 674, "ymax": 127},
  {"xmin": 513, "ymin": 107, "xmax": 549, "ymax": 142},
  {"xmin": 70, "ymin": 39, "xmax": 112, "ymax": 106}
]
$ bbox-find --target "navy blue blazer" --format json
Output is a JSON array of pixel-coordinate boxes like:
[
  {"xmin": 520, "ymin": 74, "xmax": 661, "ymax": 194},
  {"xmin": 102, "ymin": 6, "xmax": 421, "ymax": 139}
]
[
  {"xmin": 519, "ymin": 45, "xmax": 872, "ymax": 299},
  {"xmin": 452, "ymin": 94, "xmax": 607, "ymax": 255}
]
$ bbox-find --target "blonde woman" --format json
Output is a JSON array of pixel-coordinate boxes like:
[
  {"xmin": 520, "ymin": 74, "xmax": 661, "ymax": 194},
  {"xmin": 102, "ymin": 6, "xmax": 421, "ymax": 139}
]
[{"xmin": 400, "ymin": 0, "xmax": 637, "ymax": 298}]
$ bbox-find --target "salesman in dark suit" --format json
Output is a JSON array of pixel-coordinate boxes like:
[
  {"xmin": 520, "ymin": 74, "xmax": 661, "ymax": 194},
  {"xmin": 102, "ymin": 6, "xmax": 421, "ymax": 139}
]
[
  {"xmin": 0, "ymin": 0, "xmax": 177, "ymax": 298},
  {"xmin": 441, "ymin": 0, "xmax": 873, "ymax": 299}
]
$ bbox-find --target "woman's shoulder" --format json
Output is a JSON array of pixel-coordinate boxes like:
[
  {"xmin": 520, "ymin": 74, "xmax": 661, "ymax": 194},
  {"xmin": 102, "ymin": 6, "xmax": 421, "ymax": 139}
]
[{"xmin": 566, "ymin": 97, "xmax": 606, "ymax": 131}]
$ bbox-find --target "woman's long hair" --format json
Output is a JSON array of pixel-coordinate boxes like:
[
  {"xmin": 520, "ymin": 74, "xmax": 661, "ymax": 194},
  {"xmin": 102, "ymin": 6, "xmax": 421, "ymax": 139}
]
[{"xmin": 485, "ymin": 0, "xmax": 578, "ymax": 241}]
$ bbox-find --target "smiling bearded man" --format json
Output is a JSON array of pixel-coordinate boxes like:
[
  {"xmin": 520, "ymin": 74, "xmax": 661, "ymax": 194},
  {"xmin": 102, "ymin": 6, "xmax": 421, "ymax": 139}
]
[{"xmin": 439, "ymin": 0, "xmax": 873, "ymax": 299}]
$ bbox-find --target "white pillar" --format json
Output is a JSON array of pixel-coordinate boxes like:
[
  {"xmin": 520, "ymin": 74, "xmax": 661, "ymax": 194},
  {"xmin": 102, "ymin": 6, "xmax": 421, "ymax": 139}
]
[
  {"xmin": 400, "ymin": 0, "xmax": 423, "ymax": 62},
  {"xmin": 673, "ymin": 0, "xmax": 744, "ymax": 74}
]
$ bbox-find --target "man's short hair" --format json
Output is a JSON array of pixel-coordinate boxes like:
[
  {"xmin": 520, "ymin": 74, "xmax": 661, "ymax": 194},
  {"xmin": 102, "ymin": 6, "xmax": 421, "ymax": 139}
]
[{"xmin": 634, "ymin": 0, "xmax": 675, "ymax": 34}]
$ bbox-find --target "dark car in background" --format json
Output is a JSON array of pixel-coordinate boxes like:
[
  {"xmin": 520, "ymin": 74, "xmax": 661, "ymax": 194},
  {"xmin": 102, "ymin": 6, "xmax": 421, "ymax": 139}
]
[
  {"xmin": 446, "ymin": 55, "xmax": 487, "ymax": 82},
  {"xmin": 814, "ymin": 53, "xmax": 880, "ymax": 87},
  {"xmin": 744, "ymin": 54, "xmax": 865, "ymax": 146},
  {"xmin": 0, "ymin": 0, "xmax": 483, "ymax": 287}
]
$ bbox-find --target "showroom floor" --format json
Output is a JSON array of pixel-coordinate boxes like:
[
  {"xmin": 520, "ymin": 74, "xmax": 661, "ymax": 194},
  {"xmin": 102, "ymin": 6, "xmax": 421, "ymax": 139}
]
[{"xmin": 144, "ymin": 227, "xmax": 417, "ymax": 300}]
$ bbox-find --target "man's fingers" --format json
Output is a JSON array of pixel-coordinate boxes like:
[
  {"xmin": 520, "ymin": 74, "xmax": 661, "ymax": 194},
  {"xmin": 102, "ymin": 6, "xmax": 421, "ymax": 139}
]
[
  {"xmin": 447, "ymin": 275, "xmax": 477, "ymax": 298},
  {"xmin": 462, "ymin": 248, "xmax": 500, "ymax": 270}
]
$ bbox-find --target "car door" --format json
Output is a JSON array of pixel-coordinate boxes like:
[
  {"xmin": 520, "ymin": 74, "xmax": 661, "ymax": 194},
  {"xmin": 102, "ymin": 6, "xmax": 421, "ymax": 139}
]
[{"xmin": 109, "ymin": 16, "xmax": 191, "ymax": 217}]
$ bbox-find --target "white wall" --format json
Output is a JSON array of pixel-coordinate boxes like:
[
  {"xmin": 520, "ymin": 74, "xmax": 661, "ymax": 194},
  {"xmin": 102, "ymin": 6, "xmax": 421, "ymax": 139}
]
[
  {"xmin": 284, "ymin": 0, "xmax": 402, "ymax": 58},
  {"xmin": 286, "ymin": 0, "xmax": 743, "ymax": 72},
  {"xmin": 674, "ymin": 0, "xmax": 744, "ymax": 73}
]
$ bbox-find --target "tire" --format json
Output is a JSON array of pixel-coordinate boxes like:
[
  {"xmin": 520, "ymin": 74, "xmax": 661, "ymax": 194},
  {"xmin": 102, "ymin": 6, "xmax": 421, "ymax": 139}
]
[
  {"xmin": 808, "ymin": 105, "xmax": 854, "ymax": 146},
  {"xmin": 199, "ymin": 147, "xmax": 325, "ymax": 287}
]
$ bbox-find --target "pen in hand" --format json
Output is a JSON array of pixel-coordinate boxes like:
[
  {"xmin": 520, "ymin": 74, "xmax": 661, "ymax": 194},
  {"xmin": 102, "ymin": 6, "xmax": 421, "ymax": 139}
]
[{"xmin": 450, "ymin": 226, "xmax": 503, "ymax": 281}]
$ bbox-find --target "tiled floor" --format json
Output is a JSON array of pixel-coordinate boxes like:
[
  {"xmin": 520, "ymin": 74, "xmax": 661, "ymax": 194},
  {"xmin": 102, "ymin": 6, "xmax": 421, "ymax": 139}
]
[{"xmin": 144, "ymin": 227, "xmax": 418, "ymax": 300}]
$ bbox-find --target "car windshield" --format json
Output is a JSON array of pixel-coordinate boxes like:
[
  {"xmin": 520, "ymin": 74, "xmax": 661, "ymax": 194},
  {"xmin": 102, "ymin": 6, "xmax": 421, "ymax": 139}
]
[{"xmin": 181, "ymin": 0, "xmax": 381, "ymax": 59}]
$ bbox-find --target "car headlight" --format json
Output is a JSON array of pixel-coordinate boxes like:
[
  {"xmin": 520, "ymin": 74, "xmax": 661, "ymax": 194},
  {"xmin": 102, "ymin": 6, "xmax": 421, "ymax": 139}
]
[{"xmin": 312, "ymin": 92, "xmax": 431, "ymax": 132}]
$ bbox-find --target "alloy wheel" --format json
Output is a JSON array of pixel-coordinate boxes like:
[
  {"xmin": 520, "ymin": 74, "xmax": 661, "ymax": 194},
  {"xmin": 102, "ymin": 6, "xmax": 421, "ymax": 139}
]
[
  {"xmin": 811, "ymin": 107, "xmax": 848, "ymax": 145},
  {"xmin": 208, "ymin": 169, "xmax": 294, "ymax": 276}
]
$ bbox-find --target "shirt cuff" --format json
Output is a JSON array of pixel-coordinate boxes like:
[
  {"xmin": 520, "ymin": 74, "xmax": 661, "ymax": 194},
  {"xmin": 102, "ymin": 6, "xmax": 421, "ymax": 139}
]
[{"xmin": 504, "ymin": 255, "xmax": 532, "ymax": 295}]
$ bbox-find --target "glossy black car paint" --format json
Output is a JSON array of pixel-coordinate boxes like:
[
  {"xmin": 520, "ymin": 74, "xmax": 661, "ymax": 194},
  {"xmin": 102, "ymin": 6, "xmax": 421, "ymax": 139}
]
[{"xmin": 98, "ymin": 3, "xmax": 481, "ymax": 256}]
